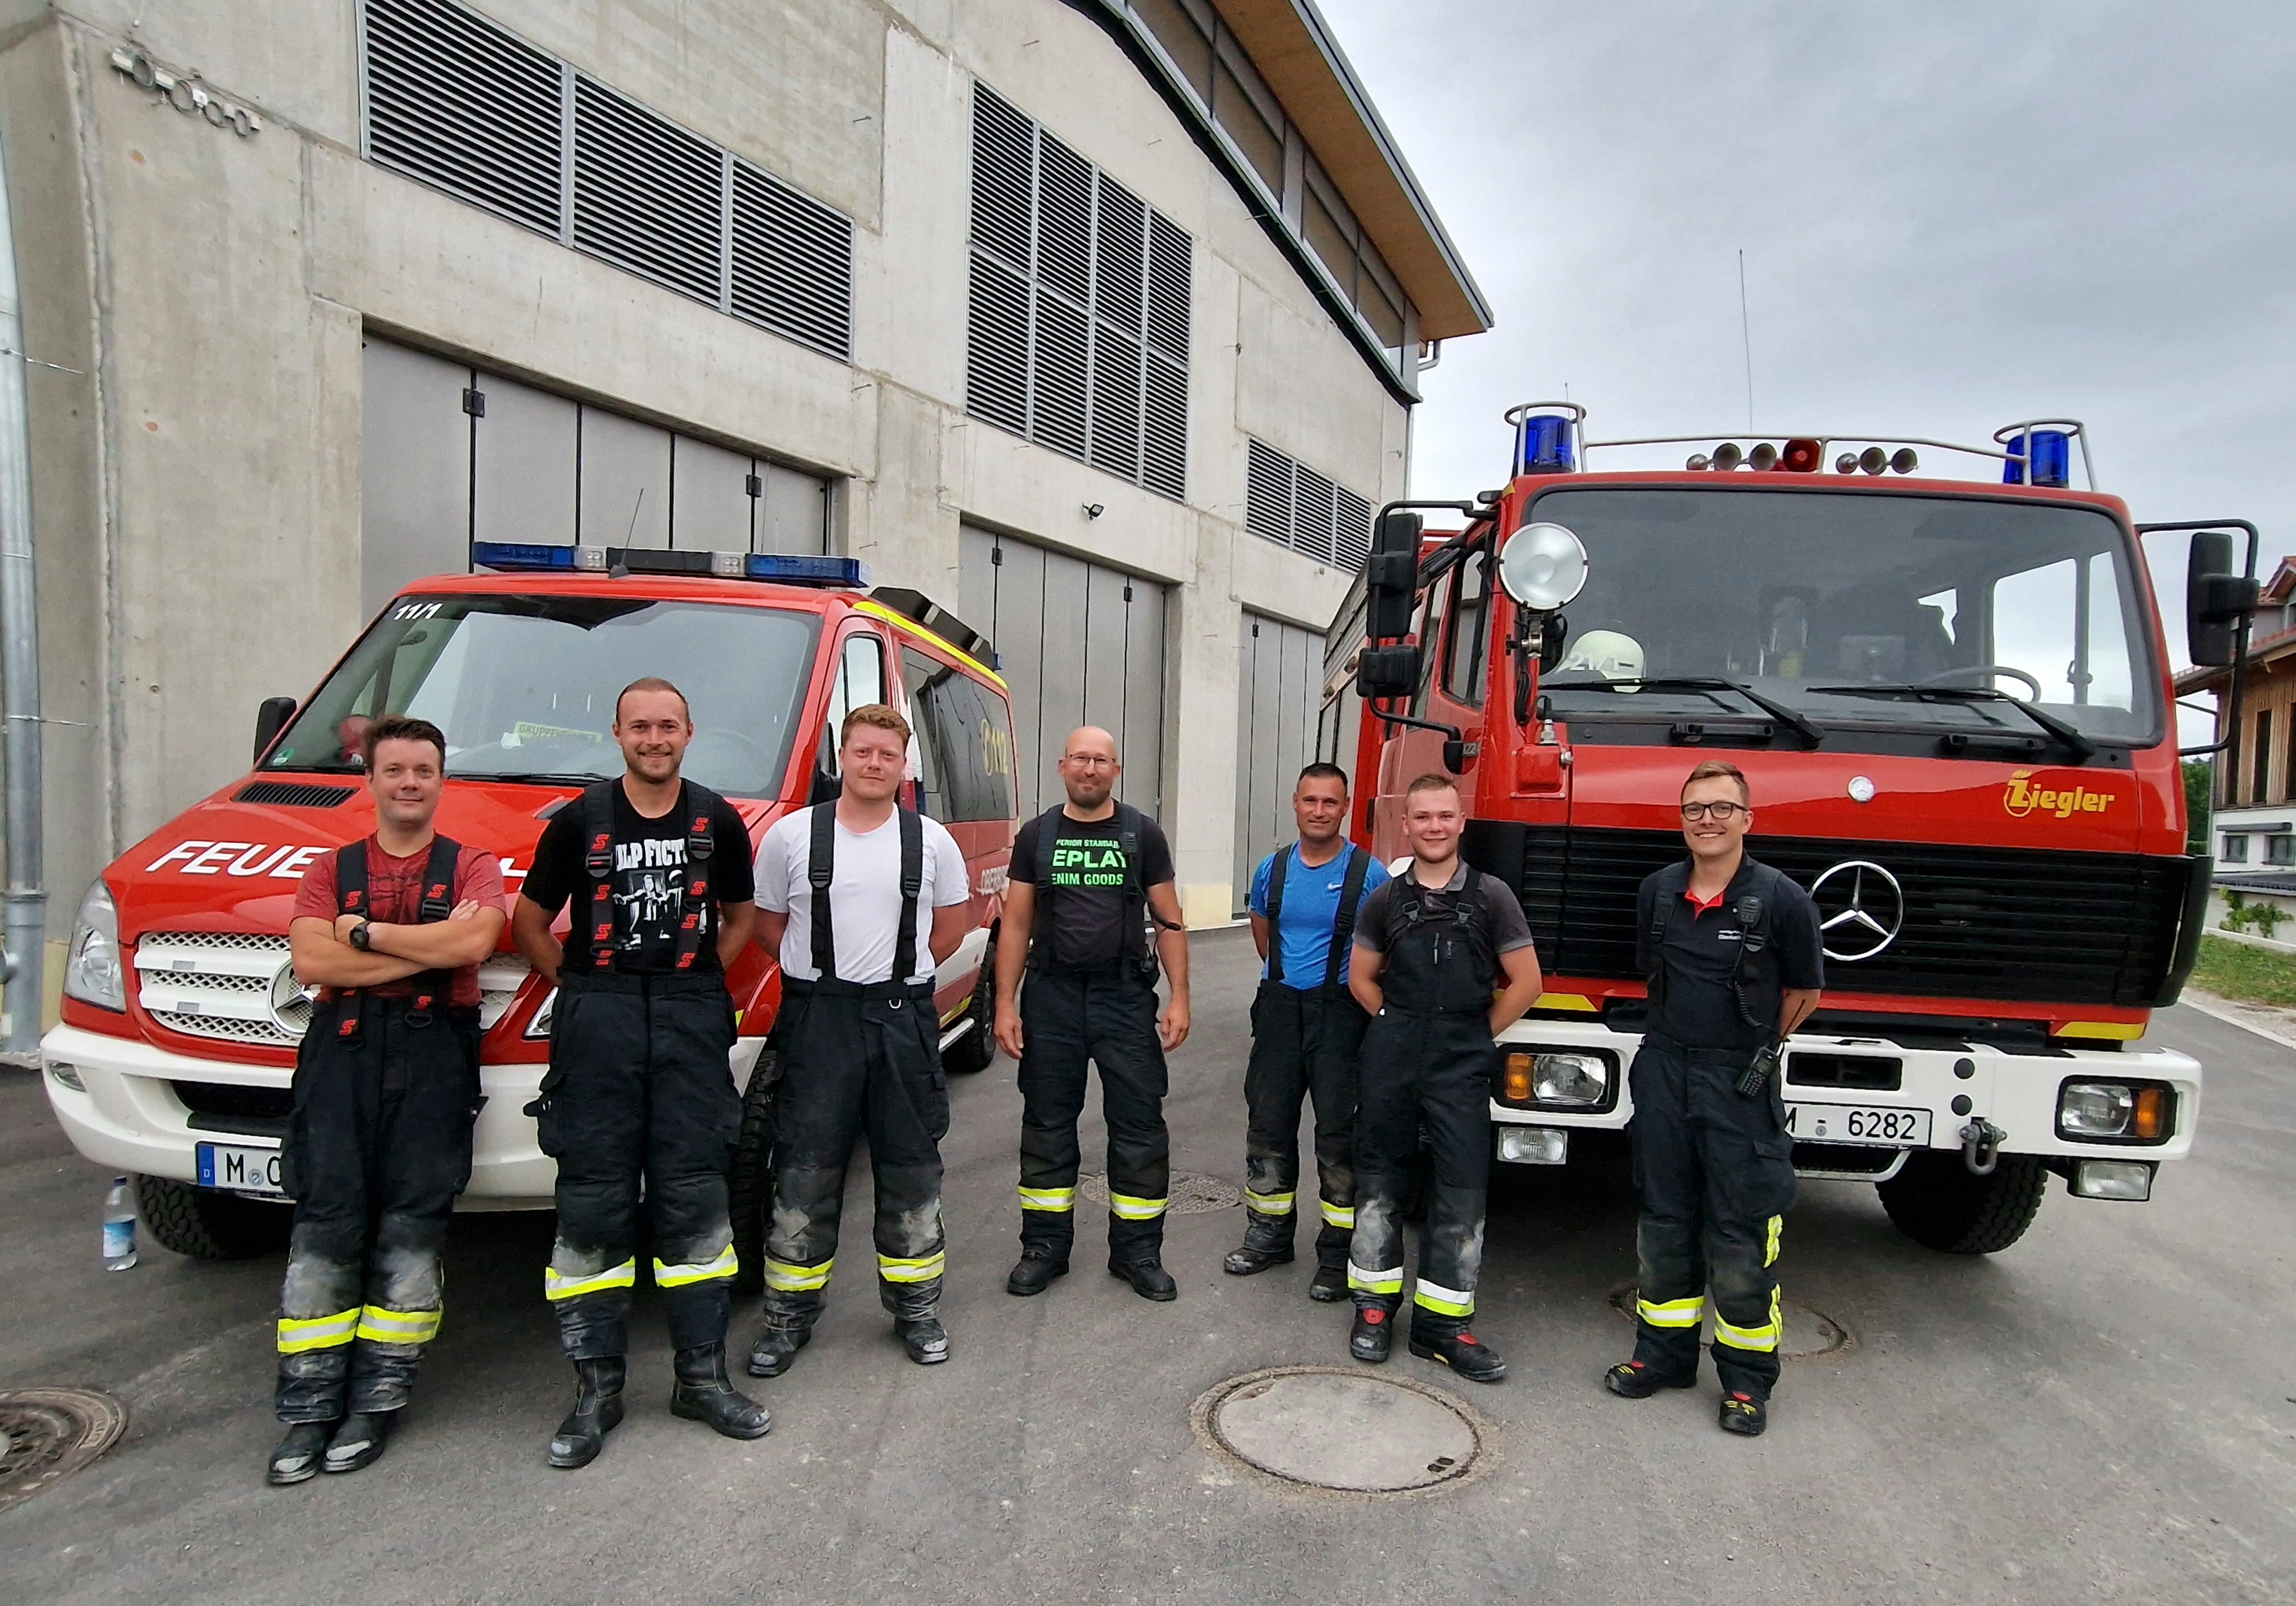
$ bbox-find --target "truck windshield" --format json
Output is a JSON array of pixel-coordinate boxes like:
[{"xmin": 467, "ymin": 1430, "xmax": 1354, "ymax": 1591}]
[
  {"xmin": 1529, "ymin": 487, "xmax": 2163, "ymax": 745},
  {"xmin": 262, "ymin": 595, "xmax": 823, "ymax": 797}
]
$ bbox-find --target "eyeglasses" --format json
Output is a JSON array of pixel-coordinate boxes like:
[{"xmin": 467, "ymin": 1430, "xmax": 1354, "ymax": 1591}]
[
  {"xmin": 1063, "ymin": 754, "xmax": 1116, "ymax": 769},
  {"xmin": 1680, "ymin": 800, "xmax": 1747, "ymax": 822}
]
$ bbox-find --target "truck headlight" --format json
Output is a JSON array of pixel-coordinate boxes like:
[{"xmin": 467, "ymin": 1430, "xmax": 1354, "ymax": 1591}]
[
  {"xmin": 62, "ymin": 880, "xmax": 125, "ymax": 1012},
  {"xmin": 1501, "ymin": 1051, "xmax": 1610, "ymax": 1108},
  {"xmin": 2056, "ymin": 1079, "xmax": 2171, "ymax": 1143}
]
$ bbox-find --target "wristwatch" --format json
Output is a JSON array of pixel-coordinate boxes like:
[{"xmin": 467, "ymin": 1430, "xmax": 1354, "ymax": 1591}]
[{"xmin": 348, "ymin": 919, "xmax": 374, "ymax": 952}]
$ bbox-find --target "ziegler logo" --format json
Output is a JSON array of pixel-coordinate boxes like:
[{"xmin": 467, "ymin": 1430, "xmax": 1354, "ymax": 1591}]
[{"xmin": 2004, "ymin": 770, "xmax": 2117, "ymax": 820}]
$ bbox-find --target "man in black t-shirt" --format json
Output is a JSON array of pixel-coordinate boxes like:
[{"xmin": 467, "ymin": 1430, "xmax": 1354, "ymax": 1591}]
[
  {"xmin": 992, "ymin": 726, "xmax": 1192, "ymax": 1301},
  {"xmin": 1606, "ymin": 759, "xmax": 1823, "ymax": 1439},
  {"xmin": 512, "ymin": 677, "xmax": 768, "ymax": 1469}
]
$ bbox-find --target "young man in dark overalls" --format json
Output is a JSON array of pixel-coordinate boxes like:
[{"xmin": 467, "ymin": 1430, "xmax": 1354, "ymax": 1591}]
[
  {"xmin": 1345, "ymin": 774, "xmax": 1544, "ymax": 1382},
  {"xmin": 1606, "ymin": 759, "xmax": 1823, "ymax": 1437}
]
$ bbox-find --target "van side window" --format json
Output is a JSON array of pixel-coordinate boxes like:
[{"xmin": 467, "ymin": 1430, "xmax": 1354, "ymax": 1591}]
[
  {"xmin": 817, "ymin": 631, "xmax": 887, "ymax": 780},
  {"xmin": 901, "ymin": 647, "xmax": 1017, "ymax": 822}
]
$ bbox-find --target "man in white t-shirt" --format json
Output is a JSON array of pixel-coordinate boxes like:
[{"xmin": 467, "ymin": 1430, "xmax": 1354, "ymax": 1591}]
[{"xmin": 748, "ymin": 703, "xmax": 972, "ymax": 1375}]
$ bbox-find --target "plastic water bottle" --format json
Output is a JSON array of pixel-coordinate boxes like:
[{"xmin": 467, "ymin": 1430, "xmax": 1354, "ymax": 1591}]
[{"xmin": 102, "ymin": 1176, "xmax": 137, "ymax": 1271}]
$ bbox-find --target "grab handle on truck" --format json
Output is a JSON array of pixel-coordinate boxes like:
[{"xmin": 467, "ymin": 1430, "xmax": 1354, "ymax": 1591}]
[{"xmin": 1959, "ymin": 1118, "xmax": 2006, "ymax": 1177}]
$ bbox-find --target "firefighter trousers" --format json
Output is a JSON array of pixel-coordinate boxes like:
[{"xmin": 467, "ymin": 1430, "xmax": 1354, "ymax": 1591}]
[
  {"xmin": 1627, "ymin": 1032, "xmax": 1797, "ymax": 1399},
  {"xmin": 1349, "ymin": 1009, "xmax": 1492, "ymax": 1338},
  {"xmin": 274, "ymin": 997, "xmax": 481, "ymax": 1422},
  {"xmin": 530, "ymin": 971, "xmax": 741, "ymax": 1360},
  {"xmin": 761, "ymin": 980, "xmax": 951, "ymax": 1329},
  {"xmin": 1016, "ymin": 965, "xmax": 1170, "ymax": 1263},
  {"xmin": 1240, "ymin": 981, "xmax": 1367, "ymax": 1268}
]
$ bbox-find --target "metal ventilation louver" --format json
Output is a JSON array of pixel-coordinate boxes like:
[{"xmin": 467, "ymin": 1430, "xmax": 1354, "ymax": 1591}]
[
  {"xmin": 965, "ymin": 83, "xmax": 1192, "ymax": 502},
  {"xmin": 361, "ymin": 0, "xmax": 851, "ymax": 361},
  {"xmin": 1245, "ymin": 438, "xmax": 1373, "ymax": 571}
]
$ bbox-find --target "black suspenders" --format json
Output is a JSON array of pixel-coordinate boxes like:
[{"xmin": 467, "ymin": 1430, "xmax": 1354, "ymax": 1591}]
[
  {"xmin": 581, "ymin": 781, "xmax": 721, "ymax": 973},
  {"xmin": 333, "ymin": 834, "xmax": 463, "ymax": 1022},
  {"xmin": 1264, "ymin": 843, "xmax": 1369, "ymax": 992},
  {"xmin": 806, "ymin": 803, "xmax": 925, "ymax": 987}
]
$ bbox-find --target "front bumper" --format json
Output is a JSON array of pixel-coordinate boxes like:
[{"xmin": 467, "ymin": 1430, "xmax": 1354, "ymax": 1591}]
[
  {"xmin": 38, "ymin": 1022, "xmax": 765, "ymax": 1209},
  {"xmin": 1488, "ymin": 1018, "xmax": 2199, "ymax": 1171}
]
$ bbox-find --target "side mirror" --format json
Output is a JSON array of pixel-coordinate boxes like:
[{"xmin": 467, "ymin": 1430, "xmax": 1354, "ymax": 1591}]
[
  {"xmin": 1356, "ymin": 643, "xmax": 1421, "ymax": 699},
  {"xmin": 253, "ymin": 696, "xmax": 297, "ymax": 764},
  {"xmin": 1367, "ymin": 510, "xmax": 1422, "ymax": 641},
  {"xmin": 2187, "ymin": 529, "xmax": 2258, "ymax": 668},
  {"xmin": 809, "ymin": 722, "xmax": 844, "ymax": 804},
  {"xmin": 1537, "ymin": 613, "xmax": 1569, "ymax": 673}
]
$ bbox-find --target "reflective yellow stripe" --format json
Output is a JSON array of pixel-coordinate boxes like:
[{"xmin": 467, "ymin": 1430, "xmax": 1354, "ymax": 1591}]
[
  {"xmin": 354, "ymin": 1305, "xmax": 442, "ymax": 1346},
  {"xmin": 1412, "ymin": 1278, "xmax": 1474, "ymax": 1318},
  {"xmin": 654, "ymin": 1244, "xmax": 739, "ymax": 1289},
  {"xmin": 544, "ymin": 1259, "xmax": 637, "ymax": 1302},
  {"xmin": 1018, "ymin": 1186, "xmax": 1076, "ymax": 1212},
  {"xmin": 1765, "ymin": 1214, "xmax": 1783, "ymax": 1268},
  {"xmin": 1243, "ymin": 1189, "xmax": 1295, "ymax": 1216},
  {"xmin": 763, "ymin": 1256, "xmax": 834, "ymax": 1292},
  {"xmin": 1637, "ymin": 1295, "xmax": 1705, "ymax": 1330},
  {"xmin": 877, "ymin": 1251, "xmax": 947, "ymax": 1283},
  {"xmin": 1320, "ymin": 1200, "xmax": 1355, "ymax": 1229},
  {"xmin": 276, "ymin": 1309, "xmax": 359, "ymax": 1354},
  {"xmin": 1715, "ymin": 1289, "xmax": 1783, "ymax": 1354},
  {"xmin": 1108, "ymin": 1191, "xmax": 1167, "ymax": 1220},
  {"xmin": 1348, "ymin": 1263, "xmax": 1404, "ymax": 1294}
]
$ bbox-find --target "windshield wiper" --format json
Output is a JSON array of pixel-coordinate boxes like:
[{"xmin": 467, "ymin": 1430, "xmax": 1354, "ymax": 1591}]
[
  {"xmin": 474, "ymin": 770, "xmax": 610, "ymax": 786},
  {"xmin": 1805, "ymin": 684, "xmax": 2097, "ymax": 760},
  {"xmin": 1553, "ymin": 676, "xmax": 1824, "ymax": 749}
]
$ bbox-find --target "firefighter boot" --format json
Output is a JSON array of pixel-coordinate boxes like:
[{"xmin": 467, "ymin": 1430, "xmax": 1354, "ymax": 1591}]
[
  {"xmin": 1308, "ymin": 1265, "xmax": 1348, "ymax": 1302},
  {"xmin": 1606, "ymin": 1359, "xmax": 1697, "ymax": 1399},
  {"xmin": 321, "ymin": 1411, "xmax": 394, "ymax": 1475},
  {"xmin": 1349, "ymin": 1304, "xmax": 1393, "ymax": 1363},
  {"xmin": 1006, "ymin": 1253, "xmax": 1069, "ymax": 1296},
  {"xmin": 265, "ymin": 1421, "xmax": 333, "ymax": 1487},
  {"xmin": 1720, "ymin": 1391, "xmax": 1769, "ymax": 1437},
  {"xmin": 746, "ymin": 1322, "xmax": 812, "ymax": 1380},
  {"xmin": 1409, "ymin": 1326, "xmax": 1509, "ymax": 1384},
  {"xmin": 1108, "ymin": 1257, "xmax": 1179, "ymax": 1301},
  {"xmin": 1222, "ymin": 1243, "xmax": 1295, "ymax": 1276},
  {"xmin": 670, "ymin": 1344, "xmax": 773, "ymax": 1440},
  {"xmin": 548, "ymin": 1357, "xmax": 627, "ymax": 1470},
  {"xmin": 896, "ymin": 1316, "xmax": 951, "ymax": 1365}
]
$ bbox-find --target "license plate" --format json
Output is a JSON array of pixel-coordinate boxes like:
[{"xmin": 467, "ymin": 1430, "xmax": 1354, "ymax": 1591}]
[
  {"xmin": 196, "ymin": 1140, "xmax": 285, "ymax": 1197},
  {"xmin": 1784, "ymin": 1102, "xmax": 1932, "ymax": 1147}
]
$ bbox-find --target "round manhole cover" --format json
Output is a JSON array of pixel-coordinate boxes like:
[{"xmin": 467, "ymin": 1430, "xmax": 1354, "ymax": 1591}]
[
  {"xmin": 1606, "ymin": 1284, "xmax": 1852, "ymax": 1358},
  {"xmin": 0, "ymin": 1389, "xmax": 129, "ymax": 1513},
  {"xmin": 1077, "ymin": 1169, "xmax": 1241, "ymax": 1215},
  {"xmin": 1194, "ymin": 1366, "xmax": 1484, "ymax": 1493}
]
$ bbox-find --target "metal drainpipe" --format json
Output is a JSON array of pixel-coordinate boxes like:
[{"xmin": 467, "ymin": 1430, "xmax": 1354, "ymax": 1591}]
[{"xmin": 0, "ymin": 103, "xmax": 46, "ymax": 1055}]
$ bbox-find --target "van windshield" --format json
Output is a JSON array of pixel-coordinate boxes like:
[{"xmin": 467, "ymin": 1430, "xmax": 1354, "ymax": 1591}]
[
  {"xmin": 263, "ymin": 595, "xmax": 823, "ymax": 797},
  {"xmin": 1529, "ymin": 487, "xmax": 2163, "ymax": 745}
]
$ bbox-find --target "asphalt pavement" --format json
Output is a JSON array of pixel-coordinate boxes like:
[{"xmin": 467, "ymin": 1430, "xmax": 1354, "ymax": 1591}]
[{"xmin": 2, "ymin": 926, "xmax": 2291, "ymax": 1605}]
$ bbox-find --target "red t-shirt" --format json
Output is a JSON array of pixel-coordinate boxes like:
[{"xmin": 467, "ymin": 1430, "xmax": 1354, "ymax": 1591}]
[{"xmin": 292, "ymin": 839, "xmax": 506, "ymax": 1005}]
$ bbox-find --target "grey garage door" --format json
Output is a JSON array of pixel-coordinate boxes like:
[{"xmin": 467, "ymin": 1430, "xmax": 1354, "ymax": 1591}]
[
  {"xmin": 360, "ymin": 338, "xmax": 833, "ymax": 614},
  {"xmin": 1233, "ymin": 612, "xmax": 1324, "ymax": 913},
  {"xmin": 958, "ymin": 525, "xmax": 1166, "ymax": 822}
]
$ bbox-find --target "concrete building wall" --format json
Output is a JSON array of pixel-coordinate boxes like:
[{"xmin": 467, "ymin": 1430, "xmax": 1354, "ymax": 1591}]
[{"xmin": 2, "ymin": 0, "xmax": 1413, "ymax": 939}]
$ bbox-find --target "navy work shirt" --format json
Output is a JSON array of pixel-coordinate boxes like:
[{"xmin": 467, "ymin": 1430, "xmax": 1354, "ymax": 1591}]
[{"xmin": 1634, "ymin": 855, "xmax": 1824, "ymax": 1049}]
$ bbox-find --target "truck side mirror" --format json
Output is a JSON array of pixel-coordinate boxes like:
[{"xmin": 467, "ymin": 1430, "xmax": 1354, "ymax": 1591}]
[
  {"xmin": 2187, "ymin": 529, "xmax": 2258, "ymax": 668},
  {"xmin": 1367, "ymin": 511, "xmax": 1422, "ymax": 642},
  {"xmin": 1355, "ymin": 643, "xmax": 1421, "ymax": 699},
  {"xmin": 253, "ymin": 696, "xmax": 297, "ymax": 764}
]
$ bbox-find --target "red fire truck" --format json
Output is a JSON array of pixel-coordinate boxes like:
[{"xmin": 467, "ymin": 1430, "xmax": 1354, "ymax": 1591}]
[
  {"xmin": 40, "ymin": 545, "xmax": 1019, "ymax": 1272},
  {"xmin": 1330, "ymin": 408, "xmax": 2256, "ymax": 1252}
]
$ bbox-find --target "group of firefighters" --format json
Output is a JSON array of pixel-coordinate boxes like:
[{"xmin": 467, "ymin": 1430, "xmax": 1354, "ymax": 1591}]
[{"xmin": 262, "ymin": 677, "xmax": 1821, "ymax": 1485}]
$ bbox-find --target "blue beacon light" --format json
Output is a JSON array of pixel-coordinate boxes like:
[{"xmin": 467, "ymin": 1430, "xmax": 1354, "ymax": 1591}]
[
  {"xmin": 1520, "ymin": 413, "xmax": 1576, "ymax": 475},
  {"xmin": 2002, "ymin": 430, "xmax": 2072, "ymax": 489}
]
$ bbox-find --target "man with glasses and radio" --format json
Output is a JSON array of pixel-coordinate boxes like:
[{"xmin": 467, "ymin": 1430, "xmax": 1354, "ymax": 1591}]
[{"xmin": 1606, "ymin": 759, "xmax": 1823, "ymax": 1437}]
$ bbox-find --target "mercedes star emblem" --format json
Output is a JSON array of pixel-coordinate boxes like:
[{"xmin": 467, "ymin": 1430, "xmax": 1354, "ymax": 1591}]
[
  {"xmin": 1809, "ymin": 859, "xmax": 1904, "ymax": 962},
  {"xmin": 269, "ymin": 960, "xmax": 319, "ymax": 1035}
]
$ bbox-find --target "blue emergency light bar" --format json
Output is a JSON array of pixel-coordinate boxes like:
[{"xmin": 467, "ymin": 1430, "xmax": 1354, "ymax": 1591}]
[{"xmin": 472, "ymin": 543, "xmax": 869, "ymax": 588}]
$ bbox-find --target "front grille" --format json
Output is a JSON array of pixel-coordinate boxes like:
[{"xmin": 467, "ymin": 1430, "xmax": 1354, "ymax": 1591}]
[
  {"xmin": 134, "ymin": 933, "xmax": 532, "ymax": 1047},
  {"xmin": 1463, "ymin": 822, "xmax": 2195, "ymax": 1009},
  {"xmin": 234, "ymin": 781, "xmax": 355, "ymax": 808}
]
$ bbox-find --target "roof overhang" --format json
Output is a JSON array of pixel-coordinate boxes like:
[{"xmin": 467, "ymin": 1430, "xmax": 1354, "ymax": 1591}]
[{"xmin": 1211, "ymin": 1, "xmax": 1491, "ymax": 340}]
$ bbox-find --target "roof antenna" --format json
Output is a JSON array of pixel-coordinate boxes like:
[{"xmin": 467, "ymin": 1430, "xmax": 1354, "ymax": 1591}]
[{"xmin": 1737, "ymin": 249, "xmax": 1755, "ymax": 432}]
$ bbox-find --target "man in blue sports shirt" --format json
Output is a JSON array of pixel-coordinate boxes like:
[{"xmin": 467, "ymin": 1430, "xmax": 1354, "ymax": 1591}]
[{"xmin": 1224, "ymin": 763, "xmax": 1390, "ymax": 1300}]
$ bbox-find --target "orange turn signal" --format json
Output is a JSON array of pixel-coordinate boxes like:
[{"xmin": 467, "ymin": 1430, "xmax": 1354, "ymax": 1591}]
[
  {"xmin": 2132, "ymin": 1086, "xmax": 2165, "ymax": 1141},
  {"xmin": 1502, "ymin": 1053, "xmax": 1536, "ymax": 1104}
]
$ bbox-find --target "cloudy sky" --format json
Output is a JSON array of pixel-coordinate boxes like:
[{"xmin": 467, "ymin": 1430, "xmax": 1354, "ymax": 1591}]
[{"xmin": 1318, "ymin": 0, "xmax": 2295, "ymax": 738}]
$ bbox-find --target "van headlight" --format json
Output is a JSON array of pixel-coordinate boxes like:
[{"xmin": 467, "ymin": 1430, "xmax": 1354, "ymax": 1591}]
[{"xmin": 62, "ymin": 880, "xmax": 125, "ymax": 1011}]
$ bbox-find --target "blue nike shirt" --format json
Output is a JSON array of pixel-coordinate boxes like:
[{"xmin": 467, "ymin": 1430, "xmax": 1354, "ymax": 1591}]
[{"xmin": 1248, "ymin": 843, "xmax": 1392, "ymax": 990}]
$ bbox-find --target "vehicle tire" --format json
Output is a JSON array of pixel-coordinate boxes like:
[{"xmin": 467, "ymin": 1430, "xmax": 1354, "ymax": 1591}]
[
  {"xmin": 941, "ymin": 934, "xmax": 998, "ymax": 1076},
  {"xmin": 729, "ymin": 1048, "xmax": 781, "ymax": 1297},
  {"xmin": 134, "ymin": 1174, "xmax": 292, "ymax": 1261},
  {"xmin": 1876, "ymin": 1151, "xmax": 2049, "ymax": 1255}
]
